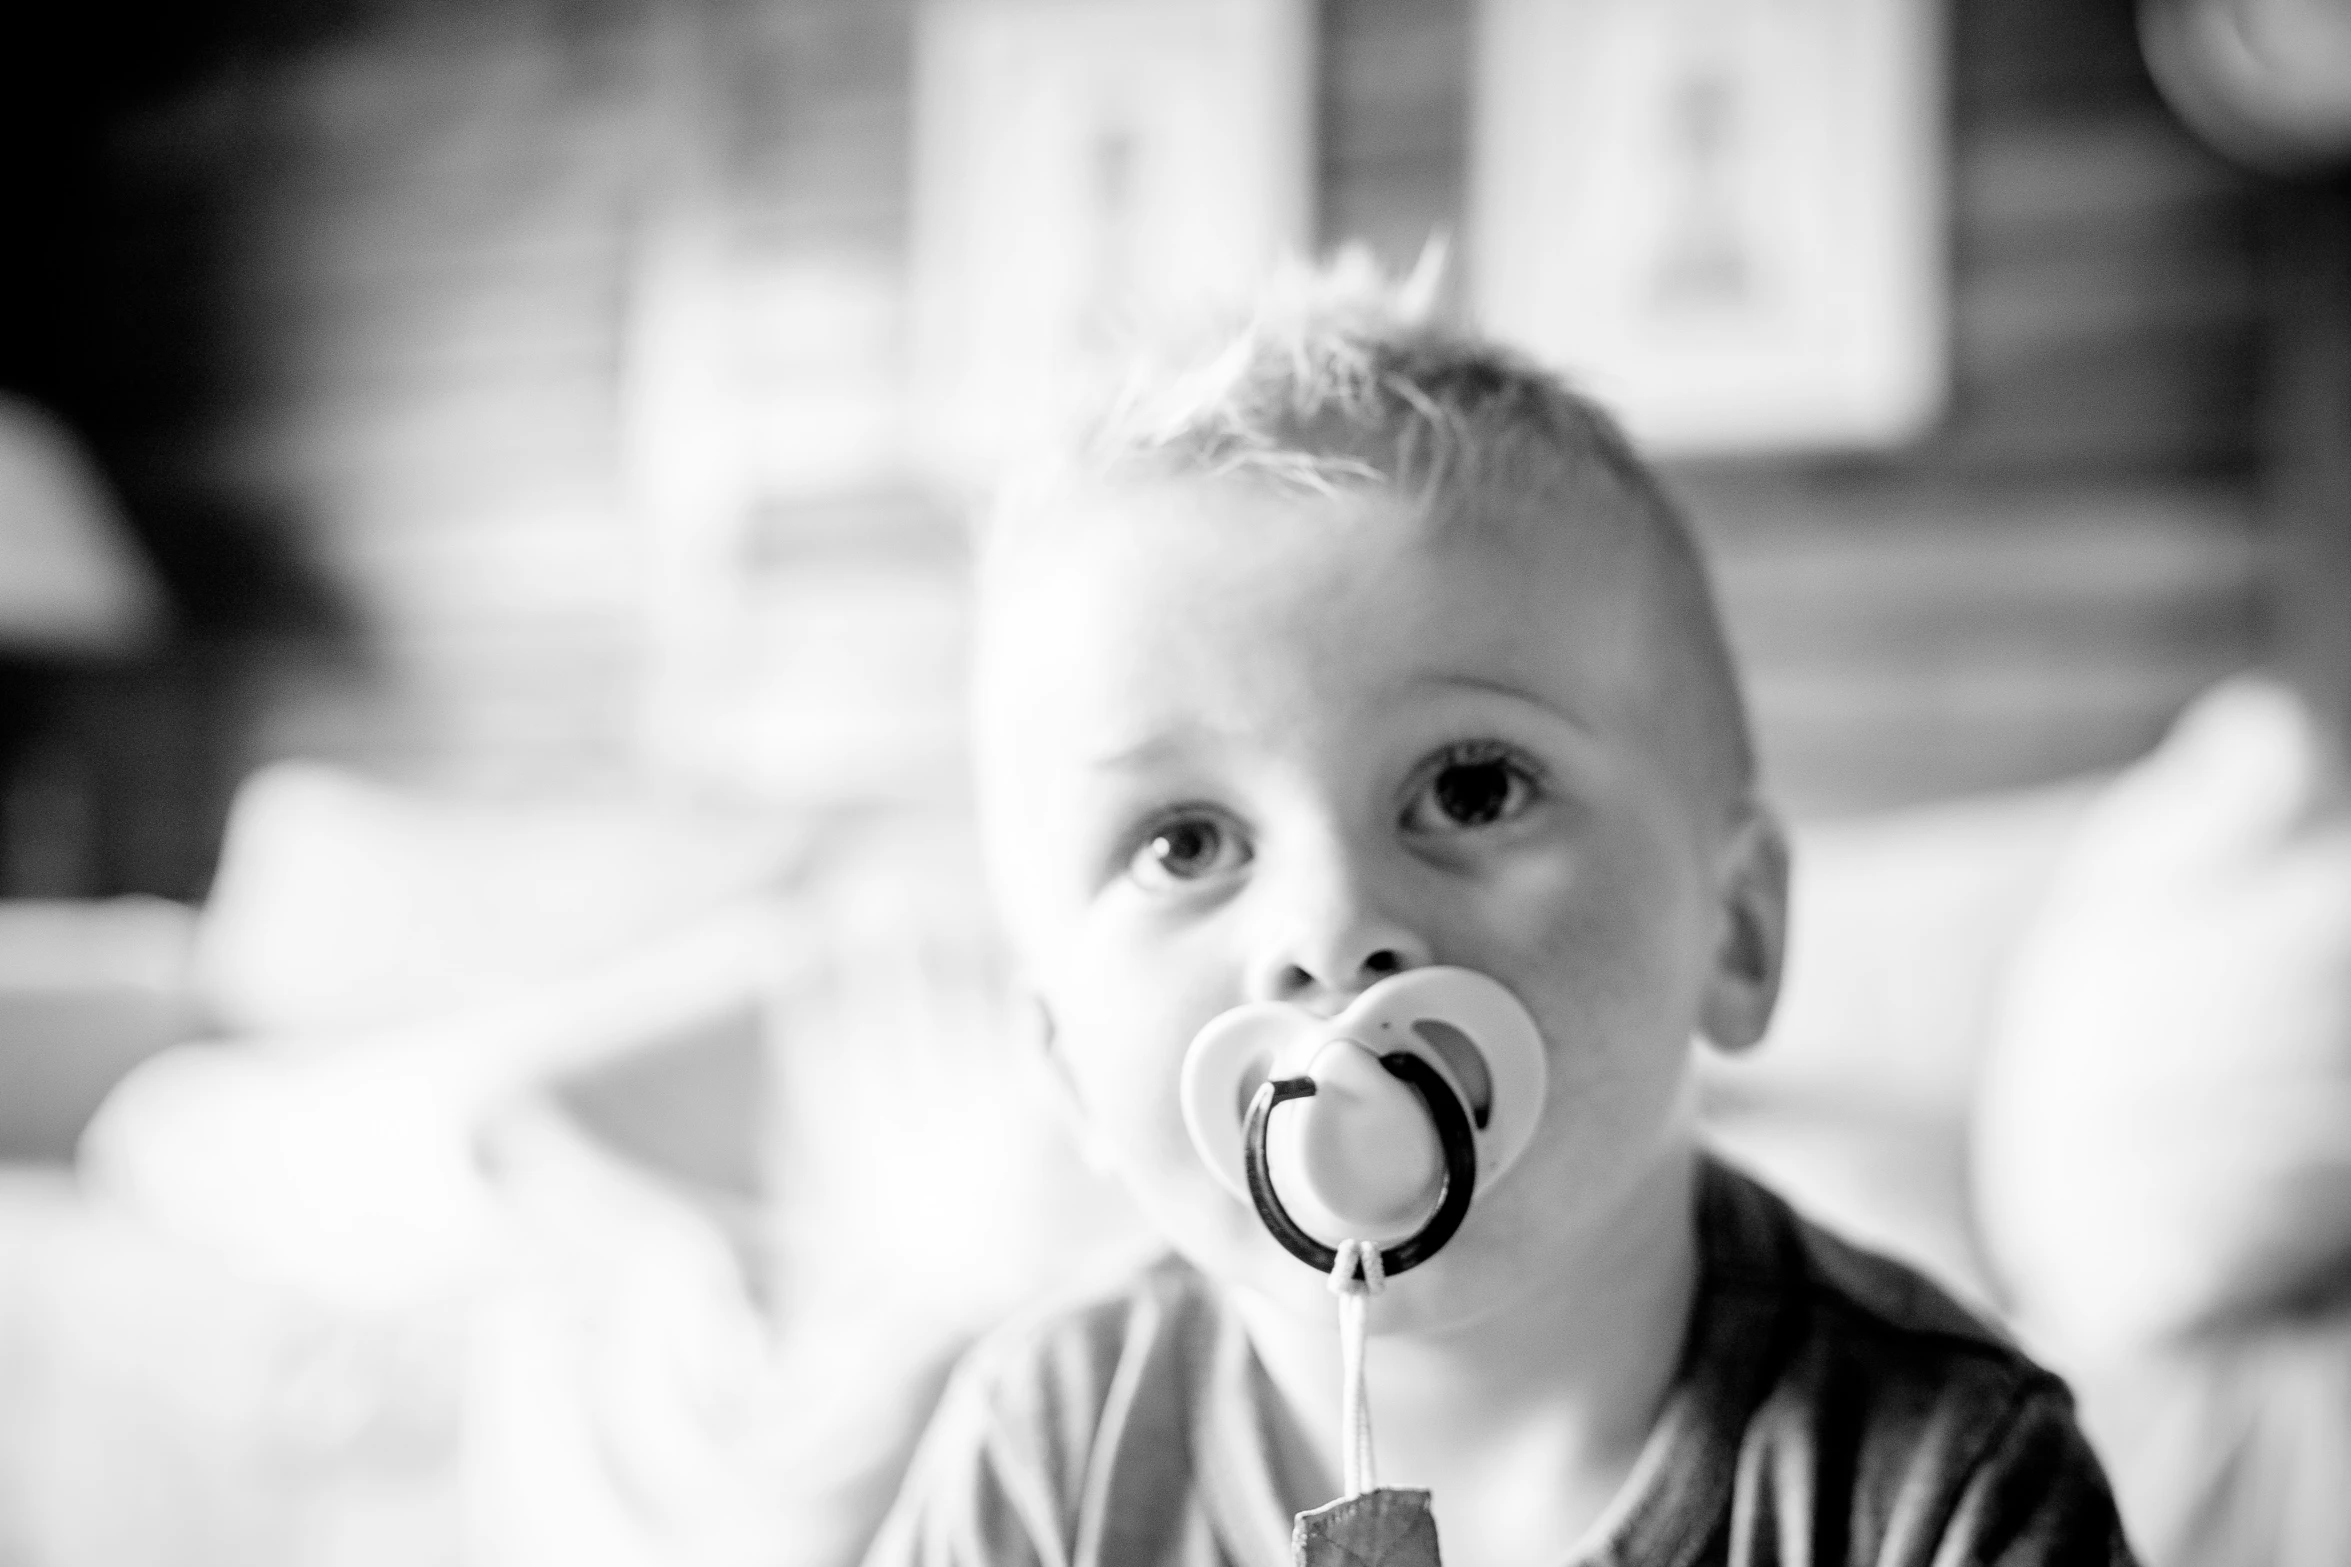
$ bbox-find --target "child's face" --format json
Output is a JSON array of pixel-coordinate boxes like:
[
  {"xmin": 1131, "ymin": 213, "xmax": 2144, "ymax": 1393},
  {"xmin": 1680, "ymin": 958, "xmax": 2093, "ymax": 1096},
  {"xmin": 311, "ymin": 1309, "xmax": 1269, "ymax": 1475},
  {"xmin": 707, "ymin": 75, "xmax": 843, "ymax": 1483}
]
[{"xmin": 975, "ymin": 478, "xmax": 1773, "ymax": 1331}]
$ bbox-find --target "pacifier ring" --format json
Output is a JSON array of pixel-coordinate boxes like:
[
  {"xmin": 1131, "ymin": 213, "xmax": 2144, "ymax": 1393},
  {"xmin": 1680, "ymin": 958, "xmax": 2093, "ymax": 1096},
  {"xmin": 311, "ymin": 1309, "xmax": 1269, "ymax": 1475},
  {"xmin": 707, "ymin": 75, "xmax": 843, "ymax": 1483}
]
[{"xmin": 1241, "ymin": 1052, "xmax": 1478, "ymax": 1280}]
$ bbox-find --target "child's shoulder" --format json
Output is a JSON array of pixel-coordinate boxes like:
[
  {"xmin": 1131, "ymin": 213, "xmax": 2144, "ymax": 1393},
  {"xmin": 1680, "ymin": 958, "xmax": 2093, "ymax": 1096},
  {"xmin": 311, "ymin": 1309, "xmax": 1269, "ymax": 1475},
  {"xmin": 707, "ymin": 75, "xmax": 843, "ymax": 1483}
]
[
  {"xmin": 1700, "ymin": 1152, "xmax": 2038, "ymax": 1384},
  {"xmin": 939, "ymin": 1246, "xmax": 1261, "ymax": 1495},
  {"xmin": 868, "ymin": 1251, "xmax": 1263, "ymax": 1567},
  {"xmin": 876, "ymin": 1172, "xmax": 2134, "ymax": 1565},
  {"xmin": 1684, "ymin": 1158, "xmax": 2132, "ymax": 1563}
]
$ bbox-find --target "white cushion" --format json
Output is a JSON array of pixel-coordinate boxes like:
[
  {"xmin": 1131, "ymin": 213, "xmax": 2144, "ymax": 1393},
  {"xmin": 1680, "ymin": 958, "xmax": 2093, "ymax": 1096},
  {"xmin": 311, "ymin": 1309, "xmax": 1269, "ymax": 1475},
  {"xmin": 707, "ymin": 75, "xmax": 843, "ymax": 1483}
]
[
  {"xmin": 466, "ymin": 815, "xmax": 1143, "ymax": 1567},
  {"xmin": 194, "ymin": 763, "xmax": 811, "ymax": 1038},
  {"xmin": 1699, "ymin": 779, "xmax": 2098, "ymax": 1305},
  {"xmin": 1975, "ymin": 675, "xmax": 2351, "ymax": 1357}
]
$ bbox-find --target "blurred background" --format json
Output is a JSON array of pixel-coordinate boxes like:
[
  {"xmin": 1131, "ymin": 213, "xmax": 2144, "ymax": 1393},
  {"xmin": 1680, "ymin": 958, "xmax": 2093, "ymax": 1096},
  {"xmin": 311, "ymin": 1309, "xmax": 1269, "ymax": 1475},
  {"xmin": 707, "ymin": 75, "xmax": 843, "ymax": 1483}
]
[{"xmin": 0, "ymin": 1, "xmax": 2346, "ymax": 1564}]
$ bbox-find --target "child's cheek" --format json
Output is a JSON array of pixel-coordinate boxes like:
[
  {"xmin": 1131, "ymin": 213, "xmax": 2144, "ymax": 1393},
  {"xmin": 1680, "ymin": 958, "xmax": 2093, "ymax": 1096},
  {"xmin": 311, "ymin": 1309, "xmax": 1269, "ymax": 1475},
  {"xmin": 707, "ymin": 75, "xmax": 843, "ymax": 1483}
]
[
  {"xmin": 1482, "ymin": 832, "xmax": 1700, "ymax": 1076},
  {"xmin": 1046, "ymin": 946, "xmax": 1226, "ymax": 1165}
]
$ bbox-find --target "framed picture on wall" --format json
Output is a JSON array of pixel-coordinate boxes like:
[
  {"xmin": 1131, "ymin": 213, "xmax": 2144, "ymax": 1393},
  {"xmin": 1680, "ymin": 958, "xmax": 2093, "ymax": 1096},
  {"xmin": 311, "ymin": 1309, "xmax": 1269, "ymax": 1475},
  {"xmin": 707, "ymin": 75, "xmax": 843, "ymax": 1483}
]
[
  {"xmin": 1471, "ymin": 0, "xmax": 1948, "ymax": 455},
  {"xmin": 910, "ymin": 0, "xmax": 1316, "ymax": 485}
]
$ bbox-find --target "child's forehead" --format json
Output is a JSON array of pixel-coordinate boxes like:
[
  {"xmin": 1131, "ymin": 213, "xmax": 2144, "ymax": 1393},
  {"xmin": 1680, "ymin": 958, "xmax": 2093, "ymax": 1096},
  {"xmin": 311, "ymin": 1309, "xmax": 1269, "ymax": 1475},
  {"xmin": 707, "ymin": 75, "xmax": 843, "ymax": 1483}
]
[
  {"xmin": 975, "ymin": 470, "xmax": 1670, "ymax": 742},
  {"xmin": 973, "ymin": 473, "xmax": 1679, "ymax": 739}
]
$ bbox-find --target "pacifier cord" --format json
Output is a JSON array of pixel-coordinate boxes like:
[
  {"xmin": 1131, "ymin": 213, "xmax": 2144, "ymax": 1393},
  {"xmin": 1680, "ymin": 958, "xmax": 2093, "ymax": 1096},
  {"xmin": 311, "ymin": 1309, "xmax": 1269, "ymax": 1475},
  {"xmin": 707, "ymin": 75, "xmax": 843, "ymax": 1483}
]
[{"xmin": 1326, "ymin": 1237, "xmax": 1386, "ymax": 1497}]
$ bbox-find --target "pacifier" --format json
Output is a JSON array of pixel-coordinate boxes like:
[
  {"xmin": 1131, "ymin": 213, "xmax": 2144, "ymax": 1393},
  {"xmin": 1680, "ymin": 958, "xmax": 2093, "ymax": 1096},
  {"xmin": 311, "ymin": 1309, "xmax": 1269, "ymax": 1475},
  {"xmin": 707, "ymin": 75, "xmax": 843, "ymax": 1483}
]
[{"xmin": 1180, "ymin": 967, "xmax": 1547, "ymax": 1279}]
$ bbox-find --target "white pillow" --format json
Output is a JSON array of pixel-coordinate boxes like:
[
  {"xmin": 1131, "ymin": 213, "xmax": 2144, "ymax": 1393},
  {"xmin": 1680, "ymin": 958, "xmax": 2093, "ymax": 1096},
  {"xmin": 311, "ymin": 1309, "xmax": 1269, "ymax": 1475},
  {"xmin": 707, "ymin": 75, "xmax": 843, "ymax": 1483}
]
[
  {"xmin": 1697, "ymin": 779, "xmax": 2096, "ymax": 1307},
  {"xmin": 1712, "ymin": 780, "xmax": 2100, "ymax": 1124},
  {"xmin": 194, "ymin": 763, "xmax": 811, "ymax": 1038},
  {"xmin": 1974, "ymin": 675, "xmax": 2351, "ymax": 1358},
  {"xmin": 468, "ymin": 815, "xmax": 1143, "ymax": 1567}
]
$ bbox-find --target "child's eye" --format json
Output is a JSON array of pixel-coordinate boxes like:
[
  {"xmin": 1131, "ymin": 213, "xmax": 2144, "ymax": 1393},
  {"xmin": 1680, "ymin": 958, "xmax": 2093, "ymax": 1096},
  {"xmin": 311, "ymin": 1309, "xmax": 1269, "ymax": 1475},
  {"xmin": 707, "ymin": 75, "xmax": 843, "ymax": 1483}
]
[
  {"xmin": 1402, "ymin": 744, "xmax": 1541, "ymax": 834},
  {"xmin": 1128, "ymin": 812, "xmax": 1251, "ymax": 889}
]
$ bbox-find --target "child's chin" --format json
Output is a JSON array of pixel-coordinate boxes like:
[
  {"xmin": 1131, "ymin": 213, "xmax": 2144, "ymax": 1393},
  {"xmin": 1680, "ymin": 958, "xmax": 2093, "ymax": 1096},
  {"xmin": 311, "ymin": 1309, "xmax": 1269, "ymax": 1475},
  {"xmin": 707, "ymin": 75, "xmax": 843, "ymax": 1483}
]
[{"xmin": 1208, "ymin": 1227, "xmax": 1526, "ymax": 1338}]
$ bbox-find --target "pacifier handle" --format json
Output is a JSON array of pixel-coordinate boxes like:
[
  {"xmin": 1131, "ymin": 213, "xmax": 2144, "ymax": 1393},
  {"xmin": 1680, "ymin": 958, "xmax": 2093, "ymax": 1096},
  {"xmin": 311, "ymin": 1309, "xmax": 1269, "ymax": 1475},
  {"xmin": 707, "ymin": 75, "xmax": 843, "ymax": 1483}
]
[{"xmin": 1242, "ymin": 1051, "xmax": 1478, "ymax": 1280}]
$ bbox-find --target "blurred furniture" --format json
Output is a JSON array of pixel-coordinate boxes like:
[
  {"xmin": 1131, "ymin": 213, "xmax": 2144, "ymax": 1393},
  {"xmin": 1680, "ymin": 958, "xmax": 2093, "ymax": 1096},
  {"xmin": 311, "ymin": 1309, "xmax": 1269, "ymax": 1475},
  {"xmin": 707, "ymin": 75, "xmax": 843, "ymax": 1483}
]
[
  {"xmin": 1973, "ymin": 677, "xmax": 2351, "ymax": 1567},
  {"xmin": 0, "ymin": 761, "xmax": 1139, "ymax": 1567},
  {"xmin": 0, "ymin": 898, "xmax": 194, "ymax": 1162},
  {"xmin": 0, "ymin": 759, "xmax": 816, "ymax": 1567},
  {"xmin": 0, "ymin": 760, "xmax": 813, "ymax": 1167}
]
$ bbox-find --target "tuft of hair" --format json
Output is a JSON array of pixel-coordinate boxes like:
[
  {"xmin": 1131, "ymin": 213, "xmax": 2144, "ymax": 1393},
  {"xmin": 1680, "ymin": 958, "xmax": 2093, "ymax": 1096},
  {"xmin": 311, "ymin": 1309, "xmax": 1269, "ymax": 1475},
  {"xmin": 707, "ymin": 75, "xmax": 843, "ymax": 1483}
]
[{"xmin": 1069, "ymin": 244, "xmax": 1681, "ymax": 535}]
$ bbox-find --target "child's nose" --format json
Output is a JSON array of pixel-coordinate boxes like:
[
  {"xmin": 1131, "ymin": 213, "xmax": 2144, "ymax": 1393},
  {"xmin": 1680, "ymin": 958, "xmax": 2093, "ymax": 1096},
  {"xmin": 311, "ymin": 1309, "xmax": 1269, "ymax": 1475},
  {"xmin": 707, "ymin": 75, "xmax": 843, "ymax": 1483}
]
[{"xmin": 1250, "ymin": 876, "xmax": 1433, "ymax": 1008}]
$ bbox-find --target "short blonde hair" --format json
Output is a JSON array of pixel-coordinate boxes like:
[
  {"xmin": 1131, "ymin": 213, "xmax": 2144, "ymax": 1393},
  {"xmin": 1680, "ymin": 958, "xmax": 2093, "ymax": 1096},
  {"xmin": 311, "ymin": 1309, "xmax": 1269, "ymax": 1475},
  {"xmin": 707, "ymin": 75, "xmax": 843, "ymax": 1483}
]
[{"xmin": 983, "ymin": 253, "xmax": 1760, "ymax": 813}]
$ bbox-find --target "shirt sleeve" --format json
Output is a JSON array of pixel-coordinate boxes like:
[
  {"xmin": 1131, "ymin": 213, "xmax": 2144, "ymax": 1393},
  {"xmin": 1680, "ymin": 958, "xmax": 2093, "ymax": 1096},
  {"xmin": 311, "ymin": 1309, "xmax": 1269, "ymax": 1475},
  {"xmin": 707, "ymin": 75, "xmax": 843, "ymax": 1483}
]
[{"xmin": 1928, "ymin": 1384, "xmax": 2140, "ymax": 1567}]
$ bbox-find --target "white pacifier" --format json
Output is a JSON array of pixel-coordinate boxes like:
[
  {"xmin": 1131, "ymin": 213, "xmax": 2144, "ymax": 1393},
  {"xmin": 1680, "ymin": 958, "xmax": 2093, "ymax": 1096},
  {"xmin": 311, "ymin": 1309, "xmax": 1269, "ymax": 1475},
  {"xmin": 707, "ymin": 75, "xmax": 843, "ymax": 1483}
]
[{"xmin": 1180, "ymin": 966, "xmax": 1547, "ymax": 1278}]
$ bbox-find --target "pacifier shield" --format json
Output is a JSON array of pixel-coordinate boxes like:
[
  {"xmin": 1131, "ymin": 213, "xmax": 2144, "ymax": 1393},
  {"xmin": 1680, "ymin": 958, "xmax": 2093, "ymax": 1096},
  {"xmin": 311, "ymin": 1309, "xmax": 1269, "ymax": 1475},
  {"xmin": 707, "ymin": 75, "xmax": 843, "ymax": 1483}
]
[{"xmin": 1179, "ymin": 967, "xmax": 1549, "ymax": 1249}]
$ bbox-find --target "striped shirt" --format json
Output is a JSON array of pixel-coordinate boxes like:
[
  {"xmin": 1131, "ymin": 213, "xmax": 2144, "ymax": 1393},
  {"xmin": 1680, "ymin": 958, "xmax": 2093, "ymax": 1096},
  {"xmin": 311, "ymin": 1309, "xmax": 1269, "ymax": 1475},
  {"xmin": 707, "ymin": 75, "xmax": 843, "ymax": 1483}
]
[{"xmin": 865, "ymin": 1158, "xmax": 2135, "ymax": 1567}]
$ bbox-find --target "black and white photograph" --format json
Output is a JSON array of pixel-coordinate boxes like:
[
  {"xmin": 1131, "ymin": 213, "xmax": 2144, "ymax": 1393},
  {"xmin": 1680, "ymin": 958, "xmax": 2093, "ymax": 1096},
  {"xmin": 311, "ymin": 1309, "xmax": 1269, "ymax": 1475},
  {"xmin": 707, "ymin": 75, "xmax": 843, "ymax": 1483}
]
[{"xmin": 2, "ymin": 2, "xmax": 2348, "ymax": 1564}]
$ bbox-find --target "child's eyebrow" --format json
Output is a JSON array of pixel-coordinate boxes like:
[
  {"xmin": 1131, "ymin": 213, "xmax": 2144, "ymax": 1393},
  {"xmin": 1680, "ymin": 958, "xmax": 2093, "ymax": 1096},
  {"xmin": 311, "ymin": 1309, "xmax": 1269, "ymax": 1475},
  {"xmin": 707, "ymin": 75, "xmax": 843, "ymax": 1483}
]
[
  {"xmin": 1416, "ymin": 672, "xmax": 1604, "ymax": 742},
  {"xmin": 1085, "ymin": 726, "xmax": 1224, "ymax": 772}
]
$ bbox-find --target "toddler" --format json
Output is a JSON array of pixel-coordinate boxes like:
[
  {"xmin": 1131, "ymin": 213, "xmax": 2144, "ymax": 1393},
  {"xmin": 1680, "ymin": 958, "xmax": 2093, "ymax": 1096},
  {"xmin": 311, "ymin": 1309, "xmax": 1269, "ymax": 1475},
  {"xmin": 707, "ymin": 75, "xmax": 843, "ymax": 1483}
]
[{"xmin": 866, "ymin": 268, "xmax": 2134, "ymax": 1567}]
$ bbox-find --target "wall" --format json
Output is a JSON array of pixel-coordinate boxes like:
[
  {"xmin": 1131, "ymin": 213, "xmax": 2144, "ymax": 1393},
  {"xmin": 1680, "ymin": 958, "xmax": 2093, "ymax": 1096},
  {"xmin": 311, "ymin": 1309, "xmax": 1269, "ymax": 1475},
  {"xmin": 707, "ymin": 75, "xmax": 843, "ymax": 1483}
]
[{"xmin": 10, "ymin": 0, "xmax": 2300, "ymax": 894}]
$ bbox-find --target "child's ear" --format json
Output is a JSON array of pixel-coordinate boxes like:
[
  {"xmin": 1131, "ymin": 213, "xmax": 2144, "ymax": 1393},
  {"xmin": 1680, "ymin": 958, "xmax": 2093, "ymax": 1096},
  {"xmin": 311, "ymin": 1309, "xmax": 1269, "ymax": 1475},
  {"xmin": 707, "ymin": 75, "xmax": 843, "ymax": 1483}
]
[
  {"xmin": 1021, "ymin": 993, "xmax": 1117, "ymax": 1172},
  {"xmin": 1699, "ymin": 806, "xmax": 1790, "ymax": 1054}
]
